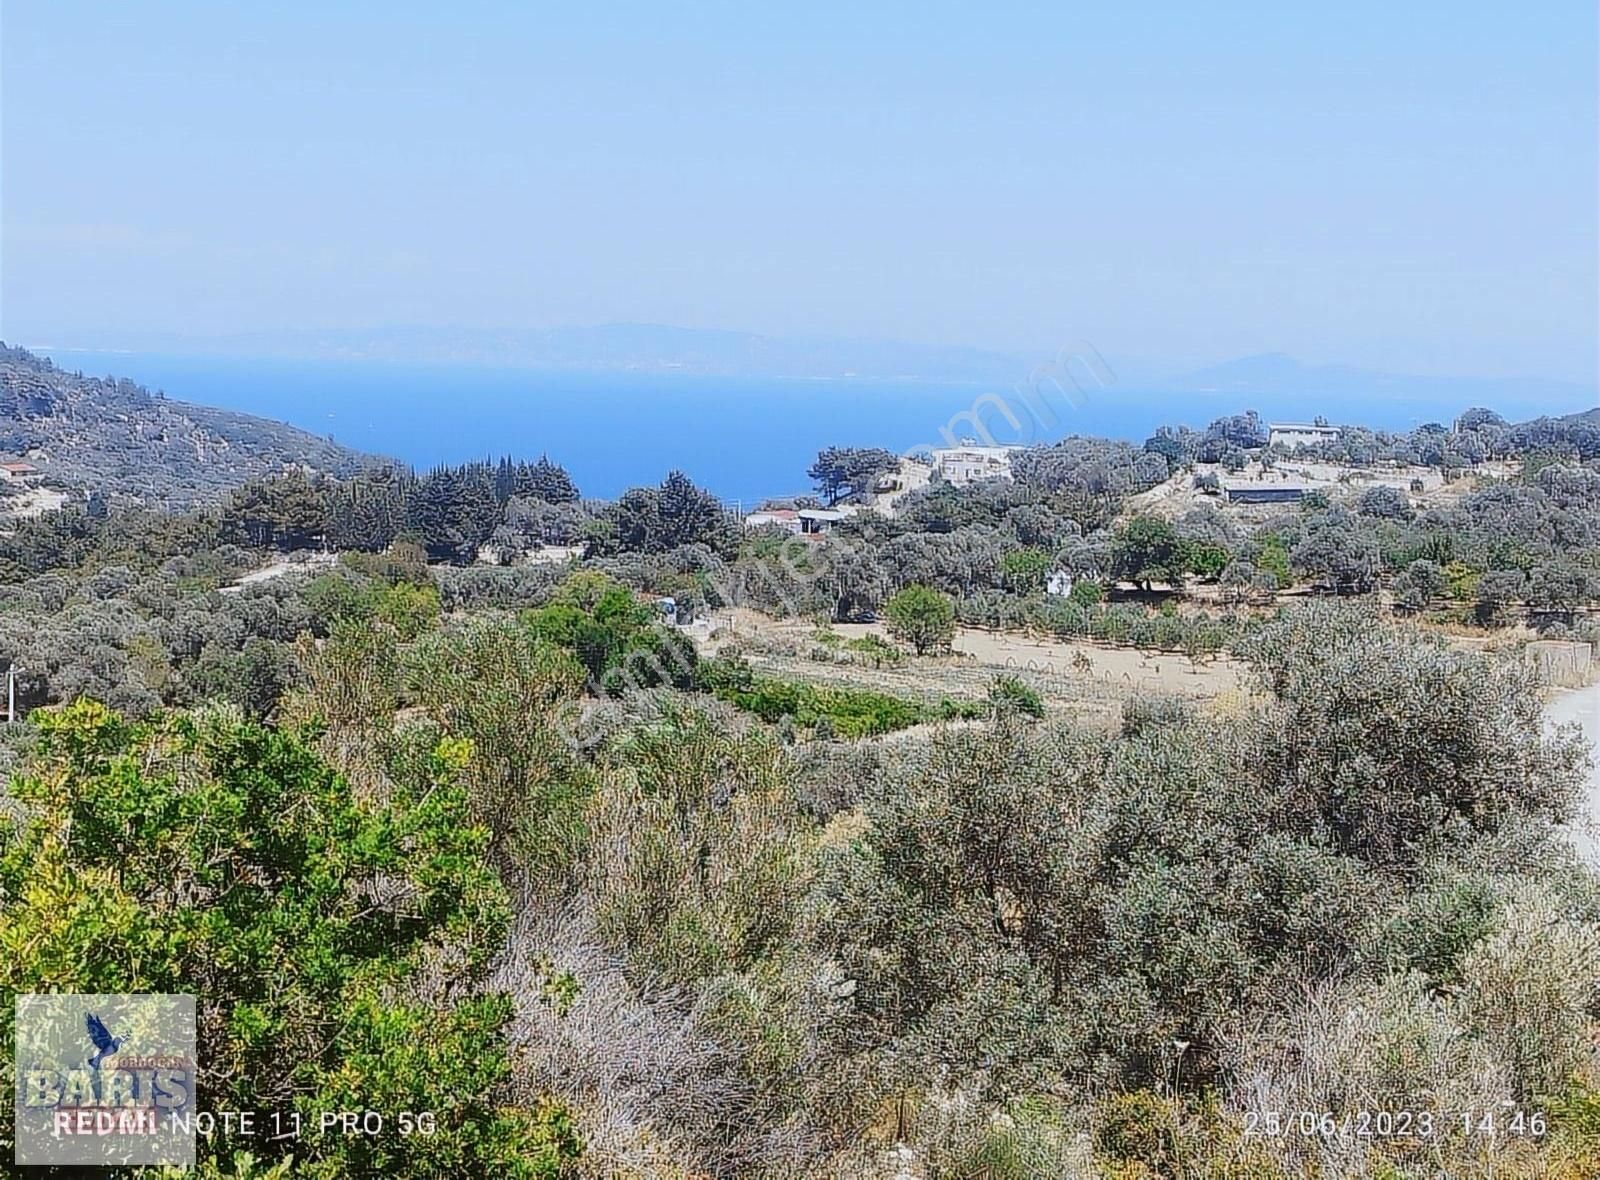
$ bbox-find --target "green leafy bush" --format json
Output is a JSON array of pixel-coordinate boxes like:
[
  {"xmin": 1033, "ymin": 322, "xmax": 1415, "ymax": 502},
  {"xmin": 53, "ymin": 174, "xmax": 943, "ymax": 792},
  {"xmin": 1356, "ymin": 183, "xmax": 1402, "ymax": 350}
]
[
  {"xmin": 845, "ymin": 632, "xmax": 905, "ymax": 667},
  {"xmin": 703, "ymin": 666, "xmax": 980, "ymax": 737},
  {"xmin": 0, "ymin": 700, "xmax": 575, "ymax": 1177},
  {"xmin": 885, "ymin": 584, "xmax": 956, "ymax": 654},
  {"xmin": 989, "ymin": 673, "xmax": 1045, "ymax": 719}
]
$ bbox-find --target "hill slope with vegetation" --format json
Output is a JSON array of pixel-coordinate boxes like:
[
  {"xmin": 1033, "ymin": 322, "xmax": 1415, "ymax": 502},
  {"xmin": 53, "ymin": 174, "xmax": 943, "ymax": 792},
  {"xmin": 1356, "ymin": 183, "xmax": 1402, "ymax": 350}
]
[
  {"xmin": 7, "ymin": 358, "xmax": 1600, "ymax": 1174},
  {"xmin": 0, "ymin": 344, "xmax": 370, "ymax": 507},
  {"xmin": 3, "ymin": 498, "xmax": 1600, "ymax": 1176}
]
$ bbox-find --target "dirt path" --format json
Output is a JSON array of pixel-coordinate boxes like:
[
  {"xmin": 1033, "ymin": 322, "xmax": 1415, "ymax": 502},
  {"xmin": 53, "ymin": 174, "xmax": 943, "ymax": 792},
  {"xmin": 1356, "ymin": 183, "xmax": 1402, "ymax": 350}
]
[
  {"xmin": 219, "ymin": 551, "xmax": 336, "ymax": 593},
  {"xmin": 1548, "ymin": 681, "xmax": 1600, "ymax": 862},
  {"xmin": 1, "ymin": 486, "xmax": 67, "ymax": 522}
]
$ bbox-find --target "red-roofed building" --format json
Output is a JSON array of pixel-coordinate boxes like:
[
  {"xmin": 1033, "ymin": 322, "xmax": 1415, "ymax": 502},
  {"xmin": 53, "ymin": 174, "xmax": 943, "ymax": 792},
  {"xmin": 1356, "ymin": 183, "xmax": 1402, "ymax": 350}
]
[
  {"xmin": 0, "ymin": 461, "xmax": 40, "ymax": 484},
  {"xmin": 744, "ymin": 508, "xmax": 802, "ymax": 534}
]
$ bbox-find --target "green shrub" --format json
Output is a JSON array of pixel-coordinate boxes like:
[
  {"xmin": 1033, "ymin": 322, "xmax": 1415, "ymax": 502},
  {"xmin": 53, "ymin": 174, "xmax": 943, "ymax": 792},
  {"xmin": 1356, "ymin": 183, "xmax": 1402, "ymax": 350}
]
[
  {"xmin": 845, "ymin": 633, "xmax": 905, "ymax": 667},
  {"xmin": 885, "ymin": 584, "xmax": 956, "ymax": 654},
  {"xmin": 587, "ymin": 705, "xmax": 809, "ymax": 987},
  {"xmin": 521, "ymin": 571, "xmax": 660, "ymax": 687},
  {"xmin": 1546, "ymin": 1075, "xmax": 1600, "ymax": 1150},
  {"xmin": 1069, "ymin": 578, "xmax": 1104, "ymax": 607},
  {"xmin": 989, "ymin": 673, "xmax": 1045, "ymax": 719},
  {"xmin": 0, "ymin": 700, "xmax": 561, "ymax": 1177},
  {"xmin": 1001, "ymin": 547, "xmax": 1053, "ymax": 593},
  {"xmin": 707, "ymin": 671, "xmax": 979, "ymax": 737},
  {"xmin": 601, "ymin": 625, "xmax": 698, "ymax": 696},
  {"xmin": 372, "ymin": 579, "xmax": 441, "ymax": 640},
  {"xmin": 1380, "ymin": 873, "xmax": 1500, "ymax": 985},
  {"xmin": 1037, "ymin": 596, "xmax": 1090, "ymax": 636},
  {"xmin": 1095, "ymin": 1090, "xmax": 1180, "ymax": 1167},
  {"xmin": 1120, "ymin": 694, "xmax": 1194, "ymax": 737},
  {"xmin": 1456, "ymin": 882, "xmax": 1600, "ymax": 1098},
  {"xmin": 695, "ymin": 650, "xmax": 756, "ymax": 694}
]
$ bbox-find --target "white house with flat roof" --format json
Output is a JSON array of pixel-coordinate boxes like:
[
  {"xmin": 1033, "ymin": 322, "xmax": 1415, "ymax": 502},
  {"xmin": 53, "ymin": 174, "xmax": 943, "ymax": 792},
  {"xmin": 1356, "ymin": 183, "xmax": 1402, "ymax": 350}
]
[
  {"xmin": 798, "ymin": 508, "xmax": 848, "ymax": 535},
  {"xmin": 931, "ymin": 443, "xmax": 1020, "ymax": 486},
  {"xmin": 1268, "ymin": 423, "xmax": 1339, "ymax": 451},
  {"xmin": 744, "ymin": 508, "xmax": 803, "ymax": 534},
  {"xmin": 1222, "ymin": 479, "xmax": 1309, "ymax": 505}
]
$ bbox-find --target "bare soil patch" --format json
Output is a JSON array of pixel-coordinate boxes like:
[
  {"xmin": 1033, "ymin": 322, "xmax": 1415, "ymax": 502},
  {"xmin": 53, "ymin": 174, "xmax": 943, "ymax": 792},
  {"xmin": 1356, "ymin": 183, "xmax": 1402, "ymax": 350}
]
[{"xmin": 700, "ymin": 609, "xmax": 1247, "ymax": 728}]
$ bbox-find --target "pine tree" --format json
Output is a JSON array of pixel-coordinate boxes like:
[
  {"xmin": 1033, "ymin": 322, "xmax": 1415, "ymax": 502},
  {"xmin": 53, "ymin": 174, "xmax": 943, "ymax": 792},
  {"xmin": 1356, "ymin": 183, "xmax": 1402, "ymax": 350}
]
[
  {"xmin": 523, "ymin": 455, "xmax": 580, "ymax": 504},
  {"xmin": 494, "ymin": 455, "xmax": 516, "ymax": 504}
]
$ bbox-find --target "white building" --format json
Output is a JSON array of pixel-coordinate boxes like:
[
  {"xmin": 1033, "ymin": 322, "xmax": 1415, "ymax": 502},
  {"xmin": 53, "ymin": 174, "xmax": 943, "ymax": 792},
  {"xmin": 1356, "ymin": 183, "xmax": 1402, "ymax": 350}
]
[
  {"xmin": 1221, "ymin": 480, "xmax": 1308, "ymax": 505},
  {"xmin": 744, "ymin": 508, "xmax": 802, "ymax": 534},
  {"xmin": 798, "ymin": 508, "xmax": 848, "ymax": 535},
  {"xmin": 1045, "ymin": 570, "xmax": 1075, "ymax": 597},
  {"xmin": 0, "ymin": 461, "xmax": 40, "ymax": 484},
  {"xmin": 1268, "ymin": 423, "xmax": 1339, "ymax": 451},
  {"xmin": 930, "ymin": 443, "xmax": 1020, "ymax": 486}
]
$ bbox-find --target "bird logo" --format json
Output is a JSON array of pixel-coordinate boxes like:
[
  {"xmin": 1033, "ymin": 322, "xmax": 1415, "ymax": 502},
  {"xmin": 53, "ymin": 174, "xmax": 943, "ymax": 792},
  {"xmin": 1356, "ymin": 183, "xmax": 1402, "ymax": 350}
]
[{"xmin": 84, "ymin": 1012, "xmax": 128, "ymax": 1070}]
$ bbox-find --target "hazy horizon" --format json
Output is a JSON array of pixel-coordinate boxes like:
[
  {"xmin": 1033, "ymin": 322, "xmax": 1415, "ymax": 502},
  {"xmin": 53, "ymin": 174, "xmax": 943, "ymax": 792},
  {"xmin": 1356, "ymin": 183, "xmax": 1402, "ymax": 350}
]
[
  {"xmin": 18, "ymin": 327, "xmax": 1599, "ymax": 398},
  {"xmin": 4, "ymin": 2, "xmax": 1597, "ymax": 384}
]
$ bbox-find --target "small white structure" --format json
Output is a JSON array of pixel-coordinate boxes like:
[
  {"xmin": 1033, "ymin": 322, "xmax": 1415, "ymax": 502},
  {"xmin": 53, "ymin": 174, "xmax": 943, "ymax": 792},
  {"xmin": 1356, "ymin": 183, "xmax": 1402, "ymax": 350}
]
[
  {"xmin": 1268, "ymin": 423, "xmax": 1339, "ymax": 451},
  {"xmin": 930, "ymin": 443, "xmax": 1020, "ymax": 486},
  {"xmin": 1045, "ymin": 570, "xmax": 1075, "ymax": 597},
  {"xmin": 524, "ymin": 544, "xmax": 586, "ymax": 566},
  {"xmin": 744, "ymin": 508, "xmax": 803, "ymax": 534},
  {"xmin": 0, "ymin": 461, "xmax": 40, "ymax": 484},
  {"xmin": 798, "ymin": 508, "xmax": 847, "ymax": 535},
  {"xmin": 1222, "ymin": 480, "xmax": 1308, "ymax": 505}
]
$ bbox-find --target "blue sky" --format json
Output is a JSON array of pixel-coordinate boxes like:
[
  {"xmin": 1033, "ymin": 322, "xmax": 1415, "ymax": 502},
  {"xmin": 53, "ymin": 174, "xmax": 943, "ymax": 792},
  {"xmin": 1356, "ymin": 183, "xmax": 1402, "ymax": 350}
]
[{"xmin": 3, "ymin": 1, "xmax": 1595, "ymax": 382}]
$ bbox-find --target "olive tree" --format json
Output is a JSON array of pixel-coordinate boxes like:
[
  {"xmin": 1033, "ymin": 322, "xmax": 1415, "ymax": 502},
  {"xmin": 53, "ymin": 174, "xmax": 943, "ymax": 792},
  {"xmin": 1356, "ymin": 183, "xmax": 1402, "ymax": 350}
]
[{"xmin": 1292, "ymin": 512, "xmax": 1381, "ymax": 594}]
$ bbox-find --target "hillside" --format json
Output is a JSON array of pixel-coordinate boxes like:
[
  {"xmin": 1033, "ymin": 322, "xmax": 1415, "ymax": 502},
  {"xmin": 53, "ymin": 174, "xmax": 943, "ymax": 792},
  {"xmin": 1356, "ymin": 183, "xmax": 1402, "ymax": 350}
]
[{"xmin": 0, "ymin": 345, "xmax": 371, "ymax": 507}]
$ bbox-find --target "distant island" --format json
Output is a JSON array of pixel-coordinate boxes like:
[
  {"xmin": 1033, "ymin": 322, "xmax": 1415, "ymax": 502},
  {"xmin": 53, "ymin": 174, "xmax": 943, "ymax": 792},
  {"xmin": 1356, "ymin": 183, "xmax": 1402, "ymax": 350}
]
[{"xmin": 34, "ymin": 323, "xmax": 1599, "ymax": 399}]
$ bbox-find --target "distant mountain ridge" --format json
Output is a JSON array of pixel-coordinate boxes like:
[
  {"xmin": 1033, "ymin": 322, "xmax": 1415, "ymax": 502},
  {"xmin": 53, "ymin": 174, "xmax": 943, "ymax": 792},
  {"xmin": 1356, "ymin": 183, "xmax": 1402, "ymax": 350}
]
[
  {"xmin": 0, "ymin": 344, "xmax": 373, "ymax": 507},
  {"xmin": 46, "ymin": 323, "xmax": 1031, "ymax": 384},
  {"xmin": 42, "ymin": 330, "xmax": 1593, "ymax": 409}
]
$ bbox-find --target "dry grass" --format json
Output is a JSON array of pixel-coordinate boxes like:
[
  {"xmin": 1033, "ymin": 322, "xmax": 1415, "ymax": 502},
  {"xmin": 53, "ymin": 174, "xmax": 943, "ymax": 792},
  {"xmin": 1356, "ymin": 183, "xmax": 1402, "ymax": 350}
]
[{"xmin": 493, "ymin": 901, "xmax": 827, "ymax": 1179}]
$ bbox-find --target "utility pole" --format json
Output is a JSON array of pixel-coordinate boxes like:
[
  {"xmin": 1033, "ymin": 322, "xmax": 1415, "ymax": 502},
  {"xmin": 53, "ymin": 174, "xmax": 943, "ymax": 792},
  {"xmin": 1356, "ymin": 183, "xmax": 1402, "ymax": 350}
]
[{"xmin": 6, "ymin": 664, "xmax": 22, "ymax": 725}]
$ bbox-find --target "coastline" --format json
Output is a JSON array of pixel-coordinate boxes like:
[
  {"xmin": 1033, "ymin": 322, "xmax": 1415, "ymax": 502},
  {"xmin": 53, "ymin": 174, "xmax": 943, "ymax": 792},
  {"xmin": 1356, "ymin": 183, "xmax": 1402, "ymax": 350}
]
[{"xmin": 31, "ymin": 348, "xmax": 1597, "ymax": 503}]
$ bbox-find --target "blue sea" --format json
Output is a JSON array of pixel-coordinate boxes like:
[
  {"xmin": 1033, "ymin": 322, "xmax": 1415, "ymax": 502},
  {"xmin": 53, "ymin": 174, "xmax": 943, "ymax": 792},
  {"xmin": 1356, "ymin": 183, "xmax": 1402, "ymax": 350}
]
[{"xmin": 35, "ymin": 350, "xmax": 1597, "ymax": 502}]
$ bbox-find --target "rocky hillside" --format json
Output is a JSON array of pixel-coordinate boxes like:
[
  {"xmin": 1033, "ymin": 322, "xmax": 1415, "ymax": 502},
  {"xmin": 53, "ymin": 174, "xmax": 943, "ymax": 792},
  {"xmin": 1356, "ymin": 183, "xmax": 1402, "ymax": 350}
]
[{"xmin": 0, "ymin": 345, "xmax": 372, "ymax": 507}]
